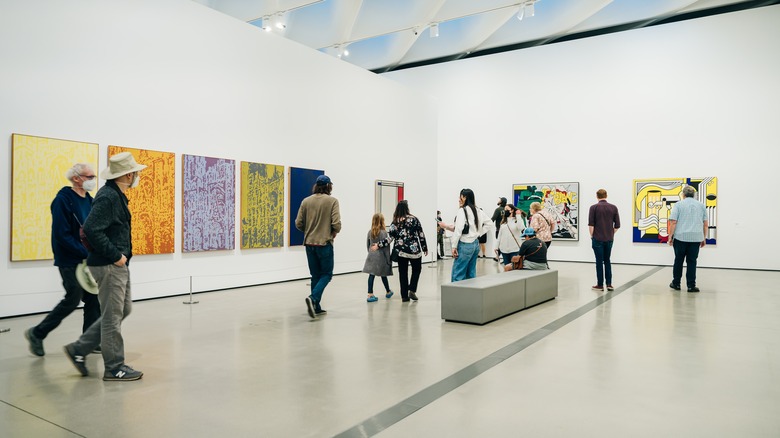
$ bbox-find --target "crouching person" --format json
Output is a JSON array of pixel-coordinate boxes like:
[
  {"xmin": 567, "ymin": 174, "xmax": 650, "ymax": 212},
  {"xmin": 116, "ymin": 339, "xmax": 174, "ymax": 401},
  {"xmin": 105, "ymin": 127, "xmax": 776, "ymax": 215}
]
[{"xmin": 505, "ymin": 227, "xmax": 549, "ymax": 271}]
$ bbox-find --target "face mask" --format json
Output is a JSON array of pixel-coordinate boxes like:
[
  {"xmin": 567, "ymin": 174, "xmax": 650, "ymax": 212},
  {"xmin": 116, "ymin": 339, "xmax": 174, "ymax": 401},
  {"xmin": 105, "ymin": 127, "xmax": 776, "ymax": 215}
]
[
  {"xmin": 82, "ymin": 179, "xmax": 97, "ymax": 192},
  {"xmin": 130, "ymin": 174, "xmax": 140, "ymax": 188}
]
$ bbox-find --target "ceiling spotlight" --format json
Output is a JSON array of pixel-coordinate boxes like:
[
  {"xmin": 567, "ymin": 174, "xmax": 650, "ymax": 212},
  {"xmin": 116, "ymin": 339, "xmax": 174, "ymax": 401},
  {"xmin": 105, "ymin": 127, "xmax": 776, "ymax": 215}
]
[
  {"xmin": 274, "ymin": 13, "xmax": 286, "ymax": 29},
  {"xmin": 430, "ymin": 22, "xmax": 439, "ymax": 38},
  {"xmin": 262, "ymin": 16, "xmax": 272, "ymax": 32},
  {"xmin": 335, "ymin": 45, "xmax": 349, "ymax": 58}
]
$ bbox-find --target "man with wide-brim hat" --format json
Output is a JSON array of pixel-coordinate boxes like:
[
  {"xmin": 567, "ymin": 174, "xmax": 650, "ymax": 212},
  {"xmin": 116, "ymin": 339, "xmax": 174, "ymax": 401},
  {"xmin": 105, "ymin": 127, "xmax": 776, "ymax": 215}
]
[{"xmin": 64, "ymin": 151, "xmax": 146, "ymax": 382}]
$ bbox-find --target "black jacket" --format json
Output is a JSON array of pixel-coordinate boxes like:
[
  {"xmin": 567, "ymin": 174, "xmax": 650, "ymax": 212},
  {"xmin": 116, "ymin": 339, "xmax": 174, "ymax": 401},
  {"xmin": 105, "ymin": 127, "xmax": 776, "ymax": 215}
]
[{"xmin": 83, "ymin": 180, "xmax": 133, "ymax": 266}]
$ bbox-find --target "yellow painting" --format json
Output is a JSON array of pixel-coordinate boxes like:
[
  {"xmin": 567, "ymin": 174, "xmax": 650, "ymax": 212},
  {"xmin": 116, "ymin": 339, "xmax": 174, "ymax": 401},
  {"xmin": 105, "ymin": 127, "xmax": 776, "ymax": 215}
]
[
  {"xmin": 108, "ymin": 146, "xmax": 176, "ymax": 255},
  {"xmin": 241, "ymin": 161, "xmax": 284, "ymax": 249},
  {"xmin": 11, "ymin": 134, "xmax": 99, "ymax": 261}
]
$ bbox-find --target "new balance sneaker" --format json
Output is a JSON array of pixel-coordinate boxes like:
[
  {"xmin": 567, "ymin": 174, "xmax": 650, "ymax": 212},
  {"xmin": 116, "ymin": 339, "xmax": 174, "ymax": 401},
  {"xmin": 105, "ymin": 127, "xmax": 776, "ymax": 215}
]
[
  {"xmin": 409, "ymin": 291, "xmax": 418, "ymax": 301},
  {"xmin": 305, "ymin": 297, "xmax": 316, "ymax": 319},
  {"xmin": 669, "ymin": 282, "xmax": 681, "ymax": 291},
  {"xmin": 64, "ymin": 344, "xmax": 88, "ymax": 376},
  {"xmin": 687, "ymin": 287, "xmax": 700, "ymax": 293},
  {"xmin": 315, "ymin": 309, "xmax": 327, "ymax": 315},
  {"xmin": 25, "ymin": 328, "xmax": 45, "ymax": 357},
  {"xmin": 103, "ymin": 364, "xmax": 143, "ymax": 381}
]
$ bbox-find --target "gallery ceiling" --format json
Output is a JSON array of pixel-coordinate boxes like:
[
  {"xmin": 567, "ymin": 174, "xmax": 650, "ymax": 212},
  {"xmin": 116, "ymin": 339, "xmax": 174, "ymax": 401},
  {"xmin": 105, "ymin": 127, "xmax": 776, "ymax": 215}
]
[{"xmin": 193, "ymin": 0, "xmax": 776, "ymax": 73}]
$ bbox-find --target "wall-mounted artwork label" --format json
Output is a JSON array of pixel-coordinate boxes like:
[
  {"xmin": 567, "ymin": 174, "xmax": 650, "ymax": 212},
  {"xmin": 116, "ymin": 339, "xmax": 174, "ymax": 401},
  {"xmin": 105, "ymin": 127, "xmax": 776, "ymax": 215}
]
[
  {"xmin": 241, "ymin": 161, "xmax": 284, "ymax": 249},
  {"xmin": 513, "ymin": 182, "xmax": 579, "ymax": 240},
  {"xmin": 108, "ymin": 146, "xmax": 175, "ymax": 255},
  {"xmin": 11, "ymin": 134, "xmax": 99, "ymax": 261},
  {"xmin": 182, "ymin": 154, "xmax": 236, "ymax": 252},
  {"xmin": 633, "ymin": 177, "xmax": 717, "ymax": 244},
  {"xmin": 288, "ymin": 167, "xmax": 324, "ymax": 246}
]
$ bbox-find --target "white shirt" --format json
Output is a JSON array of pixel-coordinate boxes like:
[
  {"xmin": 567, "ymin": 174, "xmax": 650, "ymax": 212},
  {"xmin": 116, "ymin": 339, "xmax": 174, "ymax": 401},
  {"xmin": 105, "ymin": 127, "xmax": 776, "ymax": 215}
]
[
  {"xmin": 451, "ymin": 206, "xmax": 492, "ymax": 245},
  {"xmin": 497, "ymin": 217, "xmax": 525, "ymax": 253}
]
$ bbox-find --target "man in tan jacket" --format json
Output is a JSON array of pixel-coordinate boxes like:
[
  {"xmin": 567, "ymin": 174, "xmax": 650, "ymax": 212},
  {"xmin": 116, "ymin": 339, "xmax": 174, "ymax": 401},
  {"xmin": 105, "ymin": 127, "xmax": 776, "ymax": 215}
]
[{"xmin": 295, "ymin": 175, "xmax": 341, "ymax": 319}]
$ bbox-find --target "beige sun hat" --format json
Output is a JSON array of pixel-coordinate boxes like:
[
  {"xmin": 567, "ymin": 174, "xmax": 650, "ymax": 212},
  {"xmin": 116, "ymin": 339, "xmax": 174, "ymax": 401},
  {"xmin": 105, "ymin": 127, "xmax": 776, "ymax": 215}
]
[
  {"xmin": 75, "ymin": 260, "xmax": 99, "ymax": 294},
  {"xmin": 101, "ymin": 151, "xmax": 147, "ymax": 180}
]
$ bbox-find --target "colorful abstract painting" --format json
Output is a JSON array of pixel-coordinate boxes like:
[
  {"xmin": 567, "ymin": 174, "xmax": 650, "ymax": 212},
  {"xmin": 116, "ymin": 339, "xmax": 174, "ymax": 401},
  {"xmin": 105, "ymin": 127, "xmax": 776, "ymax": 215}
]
[
  {"xmin": 241, "ymin": 161, "xmax": 285, "ymax": 249},
  {"xmin": 288, "ymin": 167, "xmax": 324, "ymax": 246},
  {"xmin": 11, "ymin": 134, "xmax": 99, "ymax": 261},
  {"xmin": 512, "ymin": 182, "xmax": 579, "ymax": 240},
  {"xmin": 182, "ymin": 154, "xmax": 236, "ymax": 252},
  {"xmin": 108, "ymin": 146, "xmax": 175, "ymax": 255},
  {"xmin": 633, "ymin": 177, "xmax": 717, "ymax": 244}
]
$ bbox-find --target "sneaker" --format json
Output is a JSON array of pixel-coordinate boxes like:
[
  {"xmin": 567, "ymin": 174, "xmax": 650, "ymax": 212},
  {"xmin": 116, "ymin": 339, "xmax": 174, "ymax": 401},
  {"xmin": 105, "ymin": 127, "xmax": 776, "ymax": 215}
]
[
  {"xmin": 409, "ymin": 292, "xmax": 418, "ymax": 301},
  {"xmin": 25, "ymin": 328, "xmax": 45, "ymax": 357},
  {"xmin": 304, "ymin": 297, "xmax": 316, "ymax": 319},
  {"xmin": 592, "ymin": 285, "xmax": 604, "ymax": 291},
  {"xmin": 93, "ymin": 346, "xmax": 102, "ymax": 354},
  {"xmin": 687, "ymin": 287, "xmax": 700, "ymax": 293},
  {"xmin": 103, "ymin": 364, "xmax": 143, "ymax": 381},
  {"xmin": 64, "ymin": 344, "xmax": 88, "ymax": 376},
  {"xmin": 669, "ymin": 282, "xmax": 681, "ymax": 291},
  {"xmin": 367, "ymin": 296, "xmax": 378, "ymax": 302},
  {"xmin": 606, "ymin": 285, "xmax": 614, "ymax": 291},
  {"xmin": 315, "ymin": 309, "xmax": 327, "ymax": 315},
  {"xmin": 385, "ymin": 291, "xmax": 394, "ymax": 299}
]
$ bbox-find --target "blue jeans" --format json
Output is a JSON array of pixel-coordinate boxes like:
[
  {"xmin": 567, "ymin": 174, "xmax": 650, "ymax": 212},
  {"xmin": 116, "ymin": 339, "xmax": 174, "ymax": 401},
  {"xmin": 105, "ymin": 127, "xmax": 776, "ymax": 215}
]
[
  {"xmin": 672, "ymin": 239, "xmax": 700, "ymax": 288},
  {"xmin": 592, "ymin": 239, "xmax": 614, "ymax": 286},
  {"xmin": 305, "ymin": 244, "xmax": 333, "ymax": 311},
  {"xmin": 452, "ymin": 240, "xmax": 479, "ymax": 282},
  {"xmin": 501, "ymin": 251, "xmax": 519, "ymax": 266}
]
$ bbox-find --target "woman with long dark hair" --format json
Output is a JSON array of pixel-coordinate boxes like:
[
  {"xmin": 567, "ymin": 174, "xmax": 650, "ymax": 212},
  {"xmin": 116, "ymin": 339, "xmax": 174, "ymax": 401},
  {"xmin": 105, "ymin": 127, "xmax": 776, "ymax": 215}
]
[
  {"xmin": 371, "ymin": 201, "xmax": 428, "ymax": 302},
  {"xmin": 439, "ymin": 188, "xmax": 492, "ymax": 282}
]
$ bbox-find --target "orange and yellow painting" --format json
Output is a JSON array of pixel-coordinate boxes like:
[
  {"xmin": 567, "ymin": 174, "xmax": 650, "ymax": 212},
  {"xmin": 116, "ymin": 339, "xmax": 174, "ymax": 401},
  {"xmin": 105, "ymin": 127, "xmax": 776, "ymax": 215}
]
[
  {"xmin": 108, "ymin": 146, "xmax": 176, "ymax": 254},
  {"xmin": 11, "ymin": 134, "xmax": 99, "ymax": 261}
]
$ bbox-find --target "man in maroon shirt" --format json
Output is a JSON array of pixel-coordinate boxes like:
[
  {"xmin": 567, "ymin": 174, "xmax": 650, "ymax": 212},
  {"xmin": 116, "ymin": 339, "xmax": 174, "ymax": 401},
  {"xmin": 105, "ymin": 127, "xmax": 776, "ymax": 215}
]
[{"xmin": 588, "ymin": 189, "xmax": 620, "ymax": 291}]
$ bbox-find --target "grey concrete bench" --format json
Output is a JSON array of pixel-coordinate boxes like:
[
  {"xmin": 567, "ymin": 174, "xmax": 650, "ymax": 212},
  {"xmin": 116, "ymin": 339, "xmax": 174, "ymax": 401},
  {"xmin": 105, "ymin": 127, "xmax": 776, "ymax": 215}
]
[{"xmin": 441, "ymin": 269, "xmax": 558, "ymax": 325}]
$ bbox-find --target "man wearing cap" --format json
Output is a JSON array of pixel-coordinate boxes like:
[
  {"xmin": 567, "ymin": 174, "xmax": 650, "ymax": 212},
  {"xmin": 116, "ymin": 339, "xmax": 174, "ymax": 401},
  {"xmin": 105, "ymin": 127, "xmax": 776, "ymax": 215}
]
[
  {"xmin": 25, "ymin": 163, "xmax": 101, "ymax": 357},
  {"xmin": 295, "ymin": 175, "xmax": 341, "ymax": 319},
  {"xmin": 510, "ymin": 227, "xmax": 549, "ymax": 271},
  {"xmin": 64, "ymin": 152, "xmax": 146, "ymax": 381}
]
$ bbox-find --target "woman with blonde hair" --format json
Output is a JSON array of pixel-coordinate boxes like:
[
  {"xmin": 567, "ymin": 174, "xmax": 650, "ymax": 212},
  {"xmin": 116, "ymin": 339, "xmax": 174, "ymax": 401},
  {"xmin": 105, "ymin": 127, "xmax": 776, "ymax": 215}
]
[
  {"xmin": 529, "ymin": 202, "xmax": 555, "ymax": 248},
  {"xmin": 362, "ymin": 213, "xmax": 393, "ymax": 302}
]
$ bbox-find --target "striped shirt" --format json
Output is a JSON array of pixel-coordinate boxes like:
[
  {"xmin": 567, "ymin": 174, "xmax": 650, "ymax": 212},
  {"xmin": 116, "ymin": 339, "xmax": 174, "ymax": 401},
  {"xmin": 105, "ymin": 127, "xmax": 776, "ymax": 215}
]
[{"xmin": 669, "ymin": 197, "xmax": 707, "ymax": 242}]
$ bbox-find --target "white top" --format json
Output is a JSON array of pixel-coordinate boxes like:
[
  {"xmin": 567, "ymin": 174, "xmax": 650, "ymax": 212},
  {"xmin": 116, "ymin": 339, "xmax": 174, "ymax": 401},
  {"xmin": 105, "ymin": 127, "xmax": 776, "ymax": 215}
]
[
  {"xmin": 497, "ymin": 217, "xmax": 525, "ymax": 253},
  {"xmin": 451, "ymin": 206, "xmax": 492, "ymax": 245}
]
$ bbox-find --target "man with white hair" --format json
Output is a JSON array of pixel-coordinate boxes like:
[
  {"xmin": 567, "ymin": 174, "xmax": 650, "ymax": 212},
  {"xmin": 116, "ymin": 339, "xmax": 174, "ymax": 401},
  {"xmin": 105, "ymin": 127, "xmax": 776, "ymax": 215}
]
[
  {"xmin": 64, "ymin": 152, "xmax": 146, "ymax": 381},
  {"xmin": 668, "ymin": 185, "xmax": 708, "ymax": 293},
  {"xmin": 25, "ymin": 163, "xmax": 100, "ymax": 357}
]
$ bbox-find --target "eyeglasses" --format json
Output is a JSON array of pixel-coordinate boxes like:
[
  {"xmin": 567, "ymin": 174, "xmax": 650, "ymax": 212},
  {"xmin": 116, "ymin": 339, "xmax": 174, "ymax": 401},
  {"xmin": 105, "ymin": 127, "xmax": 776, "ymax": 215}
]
[{"xmin": 77, "ymin": 173, "xmax": 96, "ymax": 180}]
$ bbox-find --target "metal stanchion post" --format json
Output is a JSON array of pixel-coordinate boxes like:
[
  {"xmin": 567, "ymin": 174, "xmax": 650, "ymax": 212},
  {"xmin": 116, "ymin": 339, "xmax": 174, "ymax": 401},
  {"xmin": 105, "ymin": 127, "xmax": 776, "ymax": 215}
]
[
  {"xmin": 183, "ymin": 276, "xmax": 199, "ymax": 304},
  {"xmin": 0, "ymin": 328, "xmax": 10, "ymax": 334}
]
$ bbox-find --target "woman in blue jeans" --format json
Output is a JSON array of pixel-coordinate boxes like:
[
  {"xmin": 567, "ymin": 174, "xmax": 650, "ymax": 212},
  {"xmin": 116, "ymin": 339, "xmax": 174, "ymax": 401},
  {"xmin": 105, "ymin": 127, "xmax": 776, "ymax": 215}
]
[{"xmin": 439, "ymin": 188, "xmax": 492, "ymax": 282}]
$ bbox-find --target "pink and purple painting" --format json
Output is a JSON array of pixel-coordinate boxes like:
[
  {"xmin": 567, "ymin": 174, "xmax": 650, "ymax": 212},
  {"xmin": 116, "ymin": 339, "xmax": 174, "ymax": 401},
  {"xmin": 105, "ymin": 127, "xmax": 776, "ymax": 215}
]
[{"xmin": 182, "ymin": 154, "xmax": 236, "ymax": 252}]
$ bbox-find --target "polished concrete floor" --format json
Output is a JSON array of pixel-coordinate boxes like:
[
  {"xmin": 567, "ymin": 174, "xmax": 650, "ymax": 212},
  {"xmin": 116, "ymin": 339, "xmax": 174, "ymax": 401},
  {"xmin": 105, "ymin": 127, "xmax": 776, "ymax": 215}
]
[{"xmin": 1, "ymin": 259, "xmax": 779, "ymax": 437}]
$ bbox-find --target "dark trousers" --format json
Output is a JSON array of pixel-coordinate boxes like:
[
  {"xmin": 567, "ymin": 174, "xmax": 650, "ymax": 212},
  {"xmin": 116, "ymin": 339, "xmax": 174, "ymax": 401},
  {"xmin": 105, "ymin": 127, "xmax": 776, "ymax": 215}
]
[
  {"xmin": 437, "ymin": 233, "xmax": 444, "ymax": 257},
  {"xmin": 396, "ymin": 257, "xmax": 422, "ymax": 301},
  {"xmin": 33, "ymin": 266, "xmax": 101, "ymax": 339},
  {"xmin": 305, "ymin": 244, "xmax": 333, "ymax": 311},
  {"xmin": 591, "ymin": 239, "xmax": 614, "ymax": 286},
  {"xmin": 672, "ymin": 239, "xmax": 700, "ymax": 288},
  {"xmin": 368, "ymin": 275, "xmax": 390, "ymax": 293}
]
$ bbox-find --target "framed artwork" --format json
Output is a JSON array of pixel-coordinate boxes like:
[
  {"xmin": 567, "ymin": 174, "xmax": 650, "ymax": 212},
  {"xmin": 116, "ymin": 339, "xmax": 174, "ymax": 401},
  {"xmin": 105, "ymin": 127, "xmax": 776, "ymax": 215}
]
[
  {"xmin": 288, "ymin": 167, "xmax": 324, "ymax": 246},
  {"xmin": 182, "ymin": 154, "xmax": 236, "ymax": 252},
  {"xmin": 374, "ymin": 180, "xmax": 404, "ymax": 219},
  {"xmin": 240, "ymin": 161, "xmax": 285, "ymax": 249},
  {"xmin": 633, "ymin": 177, "xmax": 717, "ymax": 244},
  {"xmin": 512, "ymin": 182, "xmax": 579, "ymax": 240},
  {"xmin": 108, "ymin": 146, "xmax": 175, "ymax": 255},
  {"xmin": 11, "ymin": 134, "xmax": 99, "ymax": 261}
]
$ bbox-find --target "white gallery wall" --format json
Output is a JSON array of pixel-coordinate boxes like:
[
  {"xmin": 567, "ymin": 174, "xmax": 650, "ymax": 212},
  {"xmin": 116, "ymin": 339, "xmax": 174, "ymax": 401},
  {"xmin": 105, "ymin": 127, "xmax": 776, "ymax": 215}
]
[
  {"xmin": 0, "ymin": 0, "xmax": 437, "ymax": 317},
  {"xmin": 386, "ymin": 5, "xmax": 780, "ymax": 271}
]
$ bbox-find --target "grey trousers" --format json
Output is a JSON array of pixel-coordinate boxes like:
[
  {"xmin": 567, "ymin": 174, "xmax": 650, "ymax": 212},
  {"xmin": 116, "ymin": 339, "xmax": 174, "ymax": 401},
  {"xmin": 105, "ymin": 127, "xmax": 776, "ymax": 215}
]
[{"xmin": 72, "ymin": 264, "xmax": 133, "ymax": 372}]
